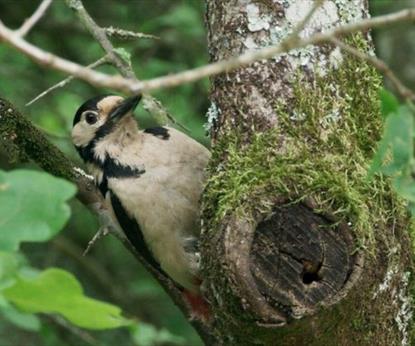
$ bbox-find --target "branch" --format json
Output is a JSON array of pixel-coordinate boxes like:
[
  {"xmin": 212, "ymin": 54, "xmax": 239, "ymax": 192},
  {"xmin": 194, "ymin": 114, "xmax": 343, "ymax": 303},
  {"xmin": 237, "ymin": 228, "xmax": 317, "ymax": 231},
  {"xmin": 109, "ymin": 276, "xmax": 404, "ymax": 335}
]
[
  {"xmin": 0, "ymin": 20, "xmax": 131, "ymax": 91},
  {"xmin": 0, "ymin": 96, "xmax": 215, "ymax": 344},
  {"xmin": 330, "ymin": 37, "xmax": 415, "ymax": 101},
  {"xmin": 2, "ymin": 9, "xmax": 414, "ymax": 95},
  {"xmin": 50, "ymin": 315, "xmax": 97, "ymax": 346},
  {"xmin": 129, "ymin": 8, "xmax": 415, "ymax": 93},
  {"xmin": 26, "ymin": 55, "xmax": 110, "ymax": 106},
  {"xmin": 16, "ymin": 0, "xmax": 53, "ymax": 37},
  {"xmin": 288, "ymin": 0, "xmax": 324, "ymax": 39},
  {"xmin": 64, "ymin": 0, "xmax": 181, "ymax": 127},
  {"xmin": 64, "ymin": 0, "xmax": 134, "ymax": 79},
  {"xmin": 105, "ymin": 26, "xmax": 159, "ymax": 41}
]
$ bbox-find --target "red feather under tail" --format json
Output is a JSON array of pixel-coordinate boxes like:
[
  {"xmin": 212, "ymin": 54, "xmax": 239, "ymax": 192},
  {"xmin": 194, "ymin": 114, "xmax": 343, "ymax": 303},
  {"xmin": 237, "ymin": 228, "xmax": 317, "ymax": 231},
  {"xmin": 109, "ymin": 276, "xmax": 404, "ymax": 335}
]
[{"xmin": 183, "ymin": 290, "xmax": 211, "ymax": 322}]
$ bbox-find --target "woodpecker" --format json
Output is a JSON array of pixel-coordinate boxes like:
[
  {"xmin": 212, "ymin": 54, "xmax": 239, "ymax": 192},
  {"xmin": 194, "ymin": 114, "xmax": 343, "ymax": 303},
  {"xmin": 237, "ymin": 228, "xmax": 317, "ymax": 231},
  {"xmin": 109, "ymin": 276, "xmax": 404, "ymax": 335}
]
[{"xmin": 71, "ymin": 95, "xmax": 211, "ymax": 317}]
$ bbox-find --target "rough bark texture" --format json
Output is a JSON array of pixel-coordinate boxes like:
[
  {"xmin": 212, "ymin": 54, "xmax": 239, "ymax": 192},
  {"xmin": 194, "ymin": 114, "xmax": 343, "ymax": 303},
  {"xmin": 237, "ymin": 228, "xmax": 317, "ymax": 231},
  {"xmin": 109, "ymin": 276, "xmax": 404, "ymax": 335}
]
[{"xmin": 201, "ymin": 1, "xmax": 414, "ymax": 345}]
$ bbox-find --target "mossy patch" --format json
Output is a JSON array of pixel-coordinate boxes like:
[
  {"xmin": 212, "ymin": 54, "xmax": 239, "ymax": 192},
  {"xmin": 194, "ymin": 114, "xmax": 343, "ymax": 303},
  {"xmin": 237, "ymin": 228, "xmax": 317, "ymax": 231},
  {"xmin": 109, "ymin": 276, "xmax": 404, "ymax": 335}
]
[
  {"xmin": 0, "ymin": 97, "xmax": 77, "ymax": 181},
  {"xmin": 203, "ymin": 34, "xmax": 407, "ymax": 253}
]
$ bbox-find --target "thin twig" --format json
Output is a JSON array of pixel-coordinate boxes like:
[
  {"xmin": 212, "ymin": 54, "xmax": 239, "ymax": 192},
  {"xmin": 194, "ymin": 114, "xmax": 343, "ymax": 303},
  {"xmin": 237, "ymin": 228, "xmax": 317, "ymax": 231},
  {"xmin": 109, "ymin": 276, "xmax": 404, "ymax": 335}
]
[
  {"xmin": 52, "ymin": 235, "xmax": 145, "ymax": 310},
  {"xmin": 16, "ymin": 0, "xmax": 53, "ymax": 37},
  {"xmin": 83, "ymin": 226, "xmax": 109, "ymax": 256},
  {"xmin": 26, "ymin": 55, "xmax": 110, "ymax": 106},
  {"xmin": 64, "ymin": 0, "xmax": 184, "ymax": 129},
  {"xmin": 1, "ymin": 9, "xmax": 415, "ymax": 94},
  {"xmin": 105, "ymin": 26, "xmax": 159, "ymax": 41},
  {"xmin": 330, "ymin": 37, "xmax": 415, "ymax": 101},
  {"xmin": 288, "ymin": 0, "xmax": 325, "ymax": 39},
  {"xmin": 50, "ymin": 315, "xmax": 98, "ymax": 346},
  {"xmin": 65, "ymin": 0, "xmax": 134, "ymax": 79},
  {"xmin": 0, "ymin": 20, "xmax": 128, "ymax": 90},
  {"xmin": 129, "ymin": 8, "xmax": 415, "ymax": 93}
]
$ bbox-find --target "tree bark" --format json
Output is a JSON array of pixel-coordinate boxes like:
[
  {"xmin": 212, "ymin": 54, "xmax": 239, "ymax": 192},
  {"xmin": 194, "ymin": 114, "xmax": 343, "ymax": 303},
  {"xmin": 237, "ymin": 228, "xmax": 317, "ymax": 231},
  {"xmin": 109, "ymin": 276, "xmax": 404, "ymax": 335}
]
[
  {"xmin": 201, "ymin": 1, "xmax": 414, "ymax": 345},
  {"xmin": 1, "ymin": 1, "xmax": 415, "ymax": 345}
]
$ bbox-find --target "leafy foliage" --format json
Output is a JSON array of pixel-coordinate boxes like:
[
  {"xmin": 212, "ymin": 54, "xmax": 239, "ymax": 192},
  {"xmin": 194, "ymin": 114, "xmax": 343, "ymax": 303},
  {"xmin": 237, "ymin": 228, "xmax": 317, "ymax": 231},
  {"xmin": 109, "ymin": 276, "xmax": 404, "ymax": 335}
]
[
  {"xmin": 4, "ymin": 268, "xmax": 130, "ymax": 330},
  {"xmin": 0, "ymin": 170, "xmax": 76, "ymax": 251},
  {"xmin": 0, "ymin": 0, "xmax": 410, "ymax": 345},
  {"xmin": 0, "ymin": 1, "xmax": 206, "ymax": 343},
  {"xmin": 369, "ymin": 90, "xmax": 415, "ymax": 214},
  {"xmin": 130, "ymin": 322, "xmax": 186, "ymax": 346},
  {"xmin": 0, "ymin": 297, "xmax": 41, "ymax": 332},
  {"xmin": 0, "ymin": 169, "xmax": 136, "ymax": 335},
  {"xmin": 370, "ymin": 104, "xmax": 413, "ymax": 176}
]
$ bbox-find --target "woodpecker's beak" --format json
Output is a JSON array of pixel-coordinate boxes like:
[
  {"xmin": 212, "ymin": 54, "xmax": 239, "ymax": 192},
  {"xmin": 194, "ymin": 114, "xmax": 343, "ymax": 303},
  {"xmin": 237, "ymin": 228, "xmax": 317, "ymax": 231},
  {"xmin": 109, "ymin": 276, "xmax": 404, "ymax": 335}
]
[{"xmin": 109, "ymin": 95, "xmax": 141, "ymax": 122}]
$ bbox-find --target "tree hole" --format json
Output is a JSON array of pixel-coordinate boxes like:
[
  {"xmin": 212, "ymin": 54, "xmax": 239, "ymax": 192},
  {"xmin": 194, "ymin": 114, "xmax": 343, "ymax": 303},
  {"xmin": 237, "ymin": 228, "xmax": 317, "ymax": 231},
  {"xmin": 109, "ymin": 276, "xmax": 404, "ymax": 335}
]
[{"xmin": 302, "ymin": 260, "xmax": 322, "ymax": 285}]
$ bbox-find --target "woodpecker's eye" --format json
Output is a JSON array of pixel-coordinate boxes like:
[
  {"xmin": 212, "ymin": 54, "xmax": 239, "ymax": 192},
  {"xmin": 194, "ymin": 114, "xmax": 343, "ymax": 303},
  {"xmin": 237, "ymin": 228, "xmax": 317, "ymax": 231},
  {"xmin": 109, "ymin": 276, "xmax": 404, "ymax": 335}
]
[{"xmin": 84, "ymin": 112, "xmax": 98, "ymax": 125}]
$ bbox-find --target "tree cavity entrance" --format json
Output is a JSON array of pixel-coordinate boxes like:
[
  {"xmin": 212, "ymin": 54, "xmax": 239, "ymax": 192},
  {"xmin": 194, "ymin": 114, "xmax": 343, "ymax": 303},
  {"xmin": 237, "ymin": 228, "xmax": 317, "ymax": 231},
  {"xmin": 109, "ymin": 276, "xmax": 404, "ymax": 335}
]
[
  {"xmin": 302, "ymin": 260, "xmax": 323, "ymax": 285},
  {"xmin": 250, "ymin": 203, "xmax": 361, "ymax": 320}
]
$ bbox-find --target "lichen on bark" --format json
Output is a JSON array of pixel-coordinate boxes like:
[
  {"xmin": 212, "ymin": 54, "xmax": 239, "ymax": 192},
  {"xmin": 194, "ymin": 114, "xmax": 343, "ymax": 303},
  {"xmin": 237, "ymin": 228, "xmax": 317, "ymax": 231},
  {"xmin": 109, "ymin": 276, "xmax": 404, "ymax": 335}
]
[{"xmin": 202, "ymin": 1, "xmax": 414, "ymax": 345}]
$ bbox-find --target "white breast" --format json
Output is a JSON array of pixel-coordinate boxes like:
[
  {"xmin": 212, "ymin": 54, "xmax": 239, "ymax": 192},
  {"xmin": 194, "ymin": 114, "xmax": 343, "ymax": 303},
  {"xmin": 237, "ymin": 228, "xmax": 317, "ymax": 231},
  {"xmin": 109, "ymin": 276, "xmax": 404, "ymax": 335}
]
[{"xmin": 106, "ymin": 127, "xmax": 210, "ymax": 292}]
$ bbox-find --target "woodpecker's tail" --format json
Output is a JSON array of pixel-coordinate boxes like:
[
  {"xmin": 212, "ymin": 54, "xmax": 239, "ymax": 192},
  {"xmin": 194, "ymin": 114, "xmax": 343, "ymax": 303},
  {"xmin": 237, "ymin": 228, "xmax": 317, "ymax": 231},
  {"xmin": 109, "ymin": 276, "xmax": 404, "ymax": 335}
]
[{"xmin": 183, "ymin": 290, "xmax": 211, "ymax": 323}]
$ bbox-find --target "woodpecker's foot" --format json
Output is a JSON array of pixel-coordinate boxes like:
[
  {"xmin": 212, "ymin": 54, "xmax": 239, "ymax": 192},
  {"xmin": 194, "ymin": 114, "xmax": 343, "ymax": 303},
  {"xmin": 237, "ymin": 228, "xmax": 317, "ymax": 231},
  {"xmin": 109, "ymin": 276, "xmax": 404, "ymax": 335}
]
[{"xmin": 183, "ymin": 290, "xmax": 212, "ymax": 323}]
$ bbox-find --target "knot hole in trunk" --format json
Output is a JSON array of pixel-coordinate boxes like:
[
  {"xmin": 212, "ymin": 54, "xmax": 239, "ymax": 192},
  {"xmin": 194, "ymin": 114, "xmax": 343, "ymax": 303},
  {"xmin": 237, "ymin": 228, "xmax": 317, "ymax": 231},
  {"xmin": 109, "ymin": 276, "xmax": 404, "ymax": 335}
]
[{"xmin": 247, "ymin": 203, "xmax": 363, "ymax": 323}]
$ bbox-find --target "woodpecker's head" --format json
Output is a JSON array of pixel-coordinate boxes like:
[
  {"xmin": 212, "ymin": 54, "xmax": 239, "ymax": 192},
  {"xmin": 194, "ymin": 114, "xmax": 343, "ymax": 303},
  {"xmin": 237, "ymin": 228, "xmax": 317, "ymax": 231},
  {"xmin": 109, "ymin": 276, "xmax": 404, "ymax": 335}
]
[{"xmin": 71, "ymin": 94, "xmax": 141, "ymax": 149}]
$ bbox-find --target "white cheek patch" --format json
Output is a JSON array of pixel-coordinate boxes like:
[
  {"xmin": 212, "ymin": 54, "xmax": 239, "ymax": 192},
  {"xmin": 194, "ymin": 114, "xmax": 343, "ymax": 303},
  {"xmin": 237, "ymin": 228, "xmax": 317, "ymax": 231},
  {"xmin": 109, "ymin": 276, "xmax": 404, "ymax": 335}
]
[
  {"xmin": 71, "ymin": 116, "xmax": 107, "ymax": 147},
  {"xmin": 72, "ymin": 123, "xmax": 96, "ymax": 147}
]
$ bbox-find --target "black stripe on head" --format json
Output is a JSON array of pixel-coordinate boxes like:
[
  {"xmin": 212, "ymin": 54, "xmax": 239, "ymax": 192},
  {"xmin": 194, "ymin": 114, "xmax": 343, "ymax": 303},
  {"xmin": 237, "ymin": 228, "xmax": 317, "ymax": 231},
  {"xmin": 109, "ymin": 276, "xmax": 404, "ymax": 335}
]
[
  {"xmin": 73, "ymin": 94, "xmax": 110, "ymax": 126},
  {"xmin": 109, "ymin": 190, "xmax": 161, "ymax": 271},
  {"xmin": 91, "ymin": 117, "xmax": 118, "ymax": 143},
  {"xmin": 144, "ymin": 127, "xmax": 170, "ymax": 140}
]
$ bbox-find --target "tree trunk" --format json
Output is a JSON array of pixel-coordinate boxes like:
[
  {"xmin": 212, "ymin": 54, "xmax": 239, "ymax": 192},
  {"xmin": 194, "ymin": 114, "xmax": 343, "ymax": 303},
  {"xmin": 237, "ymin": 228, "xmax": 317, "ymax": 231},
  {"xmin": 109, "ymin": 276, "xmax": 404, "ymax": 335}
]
[{"xmin": 201, "ymin": 1, "xmax": 414, "ymax": 345}]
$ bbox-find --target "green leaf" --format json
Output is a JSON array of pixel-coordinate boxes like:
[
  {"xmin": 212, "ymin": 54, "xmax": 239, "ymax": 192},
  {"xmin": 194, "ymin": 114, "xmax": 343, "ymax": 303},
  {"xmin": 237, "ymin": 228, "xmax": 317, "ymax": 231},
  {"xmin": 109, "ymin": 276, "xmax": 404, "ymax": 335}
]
[
  {"xmin": 130, "ymin": 323, "xmax": 185, "ymax": 346},
  {"xmin": 380, "ymin": 88, "xmax": 400, "ymax": 118},
  {"xmin": 393, "ymin": 174, "xmax": 415, "ymax": 202},
  {"xmin": 0, "ymin": 170, "xmax": 76, "ymax": 251},
  {"xmin": 0, "ymin": 251, "xmax": 24, "ymax": 289},
  {"xmin": 0, "ymin": 299, "xmax": 41, "ymax": 331},
  {"xmin": 369, "ymin": 106, "xmax": 414, "ymax": 177},
  {"xmin": 113, "ymin": 47, "xmax": 131, "ymax": 64},
  {"xmin": 408, "ymin": 202, "xmax": 415, "ymax": 216},
  {"xmin": 4, "ymin": 268, "xmax": 130, "ymax": 330}
]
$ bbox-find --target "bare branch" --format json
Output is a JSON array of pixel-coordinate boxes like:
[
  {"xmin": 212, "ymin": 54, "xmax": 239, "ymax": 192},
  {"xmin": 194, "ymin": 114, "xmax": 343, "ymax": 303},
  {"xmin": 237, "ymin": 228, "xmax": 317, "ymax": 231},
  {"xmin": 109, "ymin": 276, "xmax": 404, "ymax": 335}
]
[
  {"xmin": 82, "ymin": 225, "xmax": 109, "ymax": 256},
  {"xmin": 330, "ymin": 37, "xmax": 415, "ymax": 101},
  {"xmin": 105, "ymin": 26, "xmax": 159, "ymax": 41},
  {"xmin": 16, "ymin": 0, "xmax": 53, "ymax": 37},
  {"xmin": 64, "ymin": 0, "xmax": 134, "ymax": 79},
  {"xmin": 0, "ymin": 20, "xmax": 131, "ymax": 91},
  {"xmin": 288, "ymin": 0, "xmax": 325, "ymax": 39},
  {"xmin": 1, "ymin": 9, "xmax": 415, "ymax": 94},
  {"xmin": 130, "ymin": 8, "xmax": 415, "ymax": 93},
  {"xmin": 26, "ymin": 55, "xmax": 110, "ymax": 106},
  {"xmin": 141, "ymin": 96, "xmax": 190, "ymax": 132},
  {"xmin": 64, "ymin": 0, "xmax": 184, "ymax": 128},
  {"xmin": 50, "ymin": 315, "xmax": 97, "ymax": 346}
]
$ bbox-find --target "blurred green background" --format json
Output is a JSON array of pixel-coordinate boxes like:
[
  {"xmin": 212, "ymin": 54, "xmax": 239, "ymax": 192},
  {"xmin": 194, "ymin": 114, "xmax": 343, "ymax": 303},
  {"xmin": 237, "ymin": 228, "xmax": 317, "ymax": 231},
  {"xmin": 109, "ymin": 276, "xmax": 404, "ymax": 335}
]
[{"xmin": 0, "ymin": 1, "xmax": 413, "ymax": 345}]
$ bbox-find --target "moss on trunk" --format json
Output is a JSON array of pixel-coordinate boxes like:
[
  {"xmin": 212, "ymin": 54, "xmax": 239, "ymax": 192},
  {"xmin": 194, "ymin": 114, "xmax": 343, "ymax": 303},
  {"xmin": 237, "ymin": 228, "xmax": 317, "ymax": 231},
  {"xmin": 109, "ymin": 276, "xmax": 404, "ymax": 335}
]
[{"xmin": 201, "ymin": 1, "xmax": 414, "ymax": 344}]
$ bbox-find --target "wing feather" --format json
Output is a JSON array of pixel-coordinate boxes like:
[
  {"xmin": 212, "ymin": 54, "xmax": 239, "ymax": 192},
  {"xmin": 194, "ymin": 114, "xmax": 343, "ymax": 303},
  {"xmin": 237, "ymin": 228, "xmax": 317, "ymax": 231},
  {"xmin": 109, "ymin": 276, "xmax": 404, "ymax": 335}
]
[{"xmin": 109, "ymin": 189, "xmax": 161, "ymax": 271}]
